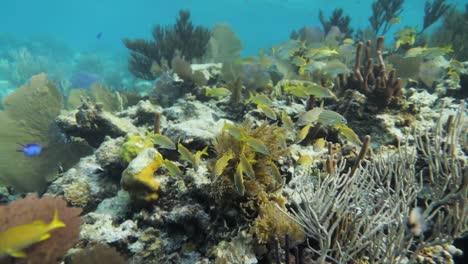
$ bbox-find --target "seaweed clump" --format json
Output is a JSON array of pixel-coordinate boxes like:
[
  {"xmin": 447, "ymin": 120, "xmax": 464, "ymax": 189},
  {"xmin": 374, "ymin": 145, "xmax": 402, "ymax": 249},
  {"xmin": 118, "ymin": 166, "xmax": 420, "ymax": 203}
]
[
  {"xmin": 211, "ymin": 122, "xmax": 304, "ymax": 246},
  {"xmin": 123, "ymin": 10, "xmax": 211, "ymax": 80},
  {"xmin": 336, "ymin": 36, "xmax": 403, "ymax": 109}
]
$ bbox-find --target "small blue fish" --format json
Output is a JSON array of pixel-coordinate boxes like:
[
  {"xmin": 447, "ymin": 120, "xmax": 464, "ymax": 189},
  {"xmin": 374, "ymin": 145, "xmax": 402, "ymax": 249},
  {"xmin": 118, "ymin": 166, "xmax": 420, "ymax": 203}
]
[
  {"xmin": 17, "ymin": 143, "xmax": 42, "ymax": 157},
  {"xmin": 96, "ymin": 32, "xmax": 103, "ymax": 39}
]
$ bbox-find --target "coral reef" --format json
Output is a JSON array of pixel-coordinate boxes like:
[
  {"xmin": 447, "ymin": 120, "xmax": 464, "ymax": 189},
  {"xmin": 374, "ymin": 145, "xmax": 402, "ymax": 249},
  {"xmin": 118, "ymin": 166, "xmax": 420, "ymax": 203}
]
[
  {"xmin": 56, "ymin": 99, "xmax": 140, "ymax": 148},
  {"xmin": 2, "ymin": 4, "xmax": 467, "ymax": 263},
  {"xmin": 69, "ymin": 244, "xmax": 126, "ymax": 264},
  {"xmin": 123, "ymin": 10, "xmax": 211, "ymax": 80}
]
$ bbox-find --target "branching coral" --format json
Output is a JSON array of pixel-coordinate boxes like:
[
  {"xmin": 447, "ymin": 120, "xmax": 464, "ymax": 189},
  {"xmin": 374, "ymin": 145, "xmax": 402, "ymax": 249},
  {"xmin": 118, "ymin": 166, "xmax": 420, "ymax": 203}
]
[
  {"xmin": 430, "ymin": 5, "xmax": 468, "ymax": 61},
  {"xmin": 285, "ymin": 101, "xmax": 467, "ymax": 263},
  {"xmin": 123, "ymin": 10, "xmax": 211, "ymax": 80},
  {"xmin": 422, "ymin": 0, "xmax": 452, "ymax": 33},
  {"xmin": 319, "ymin": 8, "xmax": 354, "ymax": 38},
  {"xmin": 336, "ymin": 36, "xmax": 403, "ymax": 108},
  {"xmin": 0, "ymin": 194, "xmax": 82, "ymax": 264},
  {"xmin": 369, "ymin": 0, "xmax": 405, "ymax": 35}
]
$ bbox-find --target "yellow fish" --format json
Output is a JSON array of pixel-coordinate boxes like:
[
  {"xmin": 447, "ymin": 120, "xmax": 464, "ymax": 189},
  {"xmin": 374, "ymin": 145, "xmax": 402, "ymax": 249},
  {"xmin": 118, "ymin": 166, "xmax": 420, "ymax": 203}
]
[
  {"xmin": 234, "ymin": 163, "xmax": 245, "ymax": 196},
  {"xmin": 241, "ymin": 136, "xmax": 270, "ymax": 155},
  {"xmin": 178, "ymin": 141, "xmax": 195, "ymax": 167},
  {"xmin": 152, "ymin": 134, "xmax": 176, "ymax": 150},
  {"xmin": 342, "ymin": 38, "xmax": 355, "ymax": 45},
  {"xmin": 240, "ymin": 147, "xmax": 255, "ymax": 179},
  {"xmin": 223, "ymin": 122, "xmax": 247, "ymax": 140},
  {"xmin": 205, "ymin": 87, "xmax": 231, "ymax": 98},
  {"xmin": 193, "ymin": 146, "xmax": 209, "ymax": 171},
  {"xmin": 389, "ymin": 17, "xmax": 402, "ymax": 25},
  {"xmin": 214, "ymin": 152, "xmax": 233, "ymax": 176},
  {"xmin": 162, "ymin": 159, "xmax": 183, "ymax": 177},
  {"xmin": 306, "ymin": 47, "xmax": 339, "ymax": 59},
  {"xmin": 0, "ymin": 209, "xmax": 66, "ymax": 258},
  {"xmin": 247, "ymin": 92, "xmax": 272, "ymax": 106},
  {"xmin": 335, "ymin": 124, "xmax": 362, "ymax": 145},
  {"xmin": 318, "ymin": 110, "xmax": 347, "ymax": 126},
  {"xmin": 257, "ymin": 104, "xmax": 277, "ymax": 120},
  {"xmin": 297, "ymin": 124, "xmax": 312, "ymax": 142},
  {"xmin": 297, "ymin": 155, "xmax": 313, "ymax": 168},
  {"xmin": 280, "ymin": 110, "xmax": 295, "ymax": 131},
  {"xmin": 269, "ymin": 161, "xmax": 284, "ymax": 185},
  {"xmin": 297, "ymin": 107, "xmax": 324, "ymax": 126}
]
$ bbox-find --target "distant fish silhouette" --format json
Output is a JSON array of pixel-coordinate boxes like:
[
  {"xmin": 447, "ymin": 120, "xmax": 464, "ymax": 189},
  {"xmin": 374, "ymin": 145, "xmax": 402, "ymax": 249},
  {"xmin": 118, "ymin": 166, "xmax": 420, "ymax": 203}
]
[
  {"xmin": 17, "ymin": 143, "xmax": 42, "ymax": 157},
  {"xmin": 70, "ymin": 71, "xmax": 101, "ymax": 90},
  {"xmin": 96, "ymin": 32, "xmax": 103, "ymax": 39}
]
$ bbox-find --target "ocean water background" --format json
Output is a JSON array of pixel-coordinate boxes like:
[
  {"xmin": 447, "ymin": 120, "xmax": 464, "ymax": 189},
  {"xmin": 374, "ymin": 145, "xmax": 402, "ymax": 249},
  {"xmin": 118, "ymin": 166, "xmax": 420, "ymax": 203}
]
[{"xmin": 0, "ymin": 0, "xmax": 466, "ymax": 57}]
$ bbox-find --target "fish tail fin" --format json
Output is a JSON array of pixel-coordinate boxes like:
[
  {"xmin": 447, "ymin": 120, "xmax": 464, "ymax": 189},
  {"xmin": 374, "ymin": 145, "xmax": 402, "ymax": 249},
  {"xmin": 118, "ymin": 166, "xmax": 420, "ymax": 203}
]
[
  {"xmin": 247, "ymin": 91, "xmax": 254, "ymax": 103},
  {"xmin": 200, "ymin": 146, "xmax": 209, "ymax": 156},
  {"xmin": 48, "ymin": 209, "xmax": 66, "ymax": 230}
]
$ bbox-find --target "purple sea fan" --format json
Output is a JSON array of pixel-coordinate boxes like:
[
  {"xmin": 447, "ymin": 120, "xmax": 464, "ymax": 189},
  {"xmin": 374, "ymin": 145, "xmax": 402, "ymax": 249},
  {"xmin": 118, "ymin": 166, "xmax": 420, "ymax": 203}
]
[{"xmin": 70, "ymin": 71, "xmax": 101, "ymax": 89}]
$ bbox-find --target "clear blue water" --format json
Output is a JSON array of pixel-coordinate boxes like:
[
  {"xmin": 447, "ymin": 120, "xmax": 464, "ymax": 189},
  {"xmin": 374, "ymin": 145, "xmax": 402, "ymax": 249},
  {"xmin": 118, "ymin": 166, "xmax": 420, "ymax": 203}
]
[{"xmin": 1, "ymin": 0, "xmax": 466, "ymax": 56}]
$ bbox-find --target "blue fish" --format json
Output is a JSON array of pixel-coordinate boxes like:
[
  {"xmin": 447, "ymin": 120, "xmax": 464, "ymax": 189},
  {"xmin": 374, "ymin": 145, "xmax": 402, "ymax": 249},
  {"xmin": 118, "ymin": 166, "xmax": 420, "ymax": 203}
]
[
  {"xmin": 17, "ymin": 143, "xmax": 42, "ymax": 157},
  {"xmin": 70, "ymin": 72, "xmax": 101, "ymax": 90},
  {"xmin": 96, "ymin": 32, "xmax": 103, "ymax": 39}
]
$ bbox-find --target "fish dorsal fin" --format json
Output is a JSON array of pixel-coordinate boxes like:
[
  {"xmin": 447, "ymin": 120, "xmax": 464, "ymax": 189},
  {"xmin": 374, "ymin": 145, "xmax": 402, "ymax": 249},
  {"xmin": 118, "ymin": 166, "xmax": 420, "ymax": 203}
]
[{"xmin": 30, "ymin": 220, "xmax": 45, "ymax": 226}]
